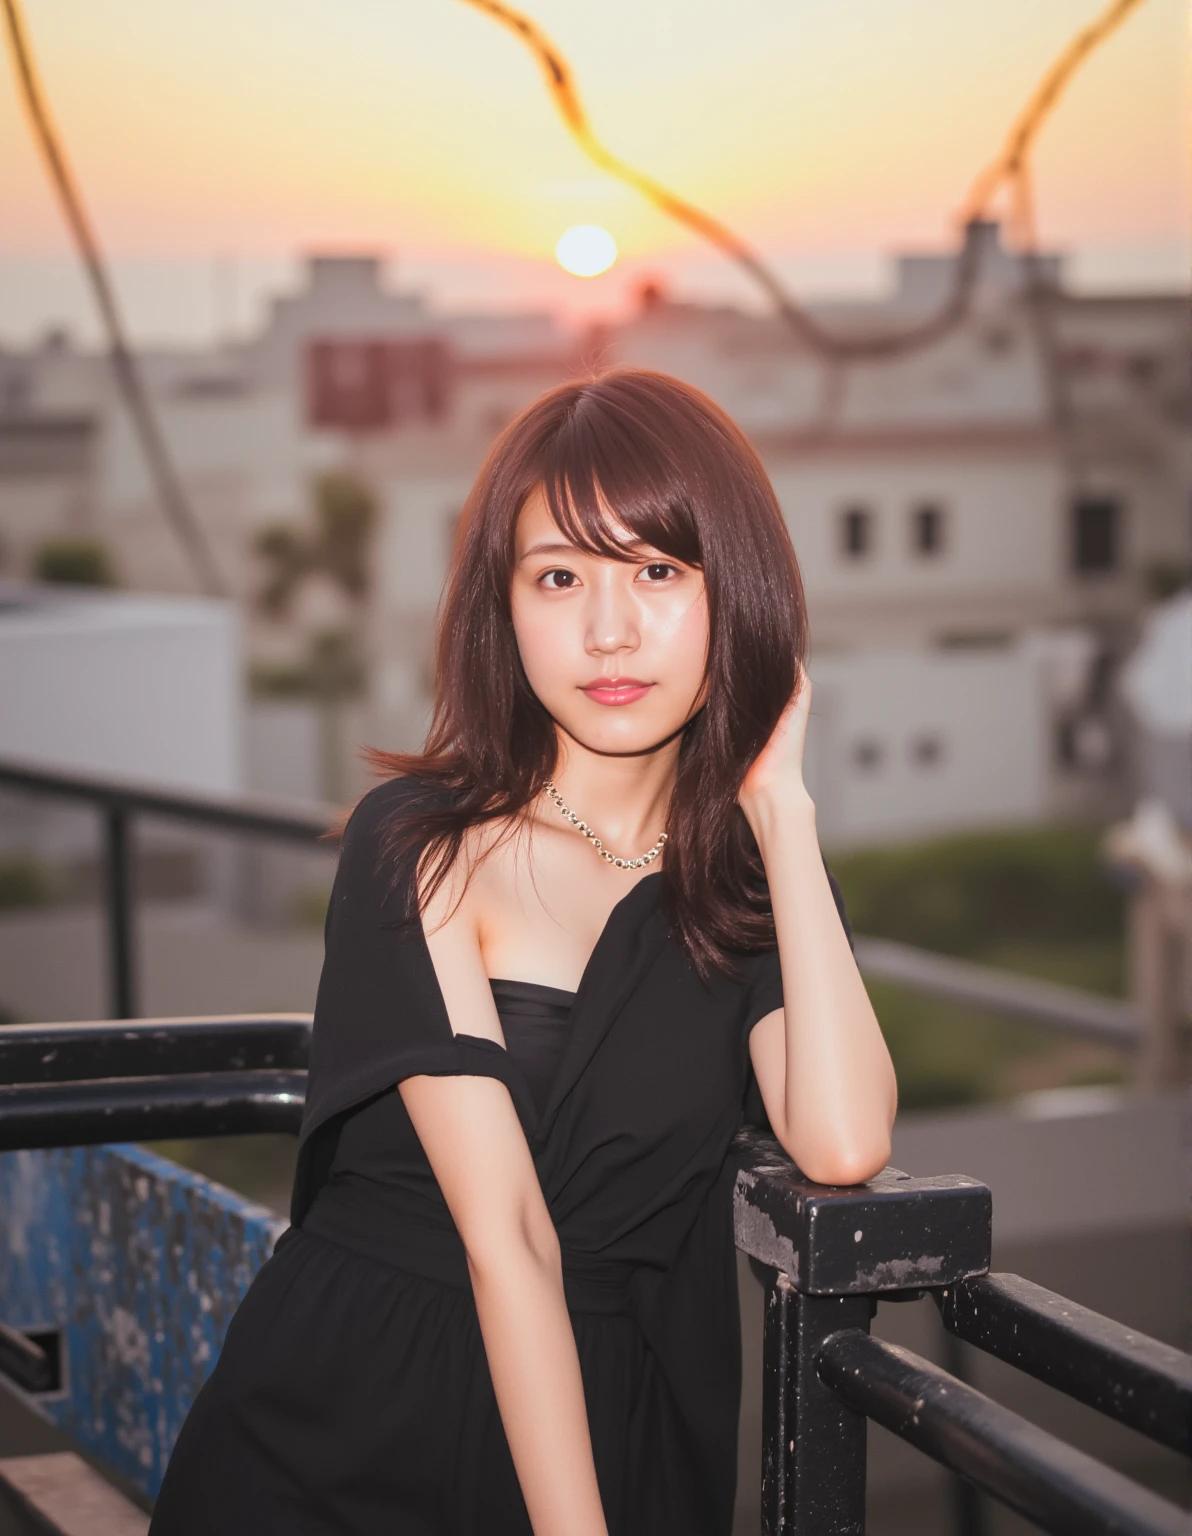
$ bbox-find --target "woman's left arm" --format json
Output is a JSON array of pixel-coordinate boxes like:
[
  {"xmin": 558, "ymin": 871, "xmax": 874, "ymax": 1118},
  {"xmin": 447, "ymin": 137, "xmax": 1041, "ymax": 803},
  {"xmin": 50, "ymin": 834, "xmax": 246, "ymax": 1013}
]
[{"xmin": 742, "ymin": 672, "xmax": 897, "ymax": 1186}]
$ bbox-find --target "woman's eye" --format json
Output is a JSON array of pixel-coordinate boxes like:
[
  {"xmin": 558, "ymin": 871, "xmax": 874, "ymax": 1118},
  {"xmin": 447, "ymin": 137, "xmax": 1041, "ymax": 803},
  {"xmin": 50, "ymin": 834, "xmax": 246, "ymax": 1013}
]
[
  {"xmin": 539, "ymin": 568, "xmax": 578, "ymax": 589},
  {"xmin": 639, "ymin": 562, "xmax": 678, "ymax": 582}
]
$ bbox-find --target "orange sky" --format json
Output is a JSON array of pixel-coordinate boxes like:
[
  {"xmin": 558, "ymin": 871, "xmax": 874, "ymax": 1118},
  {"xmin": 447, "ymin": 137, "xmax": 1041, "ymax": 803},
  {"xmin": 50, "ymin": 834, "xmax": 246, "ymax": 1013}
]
[{"xmin": 0, "ymin": 0, "xmax": 1185, "ymax": 341}]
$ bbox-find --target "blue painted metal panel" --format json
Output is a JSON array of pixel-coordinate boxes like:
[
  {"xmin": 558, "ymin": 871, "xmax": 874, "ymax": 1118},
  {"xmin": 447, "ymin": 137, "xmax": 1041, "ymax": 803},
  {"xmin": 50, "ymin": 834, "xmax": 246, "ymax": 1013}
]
[{"xmin": 0, "ymin": 1143, "xmax": 285, "ymax": 1499}]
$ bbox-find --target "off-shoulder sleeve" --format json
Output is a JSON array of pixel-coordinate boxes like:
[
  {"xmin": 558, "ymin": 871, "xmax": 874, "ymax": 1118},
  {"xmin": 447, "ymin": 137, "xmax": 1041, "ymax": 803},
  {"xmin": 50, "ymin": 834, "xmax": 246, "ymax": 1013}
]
[{"xmin": 291, "ymin": 777, "xmax": 534, "ymax": 1226}]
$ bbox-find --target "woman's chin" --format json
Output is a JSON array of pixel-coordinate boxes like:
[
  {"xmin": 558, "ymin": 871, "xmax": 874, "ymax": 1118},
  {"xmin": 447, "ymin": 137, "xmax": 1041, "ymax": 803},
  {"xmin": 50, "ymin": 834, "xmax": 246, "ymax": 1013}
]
[{"xmin": 555, "ymin": 714, "xmax": 690, "ymax": 759}]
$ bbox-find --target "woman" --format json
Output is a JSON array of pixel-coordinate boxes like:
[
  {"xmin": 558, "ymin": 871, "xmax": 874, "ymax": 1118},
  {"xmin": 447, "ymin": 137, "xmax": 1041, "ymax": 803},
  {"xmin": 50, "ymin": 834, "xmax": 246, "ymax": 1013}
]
[{"xmin": 150, "ymin": 368, "xmax": 896, "ymax": 1536}]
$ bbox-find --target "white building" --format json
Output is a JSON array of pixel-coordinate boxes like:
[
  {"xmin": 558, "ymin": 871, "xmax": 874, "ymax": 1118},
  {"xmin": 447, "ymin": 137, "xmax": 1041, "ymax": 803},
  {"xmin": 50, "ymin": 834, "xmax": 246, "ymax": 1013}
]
[
  {"xmin": 0, "ymin": 230, "xmax": 1187, "ymax": 842},
  {"xmin": 0, "ymin": 582, "xmax": 242, "ymax": 795},
  {"xmin": 0, "ymin": 582, "xmax": 245, "ymax": 914}
]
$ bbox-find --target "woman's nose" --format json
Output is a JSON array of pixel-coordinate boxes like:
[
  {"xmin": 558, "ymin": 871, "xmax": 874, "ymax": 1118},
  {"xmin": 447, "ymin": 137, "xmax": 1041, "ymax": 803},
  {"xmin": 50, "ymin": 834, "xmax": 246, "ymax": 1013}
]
[{"xmin": 584, "ymin": 573, "xmax": 640, "ymax": 656}]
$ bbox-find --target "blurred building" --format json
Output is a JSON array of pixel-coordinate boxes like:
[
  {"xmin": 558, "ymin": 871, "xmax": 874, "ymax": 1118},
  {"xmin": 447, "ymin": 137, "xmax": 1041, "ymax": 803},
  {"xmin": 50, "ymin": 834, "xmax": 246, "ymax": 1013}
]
[
  {"xmin": 0, "ymin": 581, "xmax": 245, "ymax": 936},
  {"xmin": 0, "ymin": 582, "xmax": 242, "ymax": 794},
  {"xmin": 0, "ymin": 226, "xmax": 1187, "ymax": 844}
]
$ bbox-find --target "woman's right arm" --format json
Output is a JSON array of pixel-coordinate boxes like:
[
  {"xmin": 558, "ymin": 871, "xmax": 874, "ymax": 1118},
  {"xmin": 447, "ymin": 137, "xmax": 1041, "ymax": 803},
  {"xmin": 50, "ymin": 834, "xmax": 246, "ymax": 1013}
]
[
  {"xmin": 398, "ymin": 864, "xmax": 607, "ymax": 1536},
  {"xmin": 401, "ymin": 1075, "xmax": 606, "ymax": 1536}
]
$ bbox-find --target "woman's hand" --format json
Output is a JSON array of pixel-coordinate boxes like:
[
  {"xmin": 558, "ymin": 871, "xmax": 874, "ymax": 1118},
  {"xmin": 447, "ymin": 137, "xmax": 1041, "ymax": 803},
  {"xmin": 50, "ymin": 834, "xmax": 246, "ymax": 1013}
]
[{"xmin": 739, "ymin": 665, "xmax": 814, "ymax": 829}]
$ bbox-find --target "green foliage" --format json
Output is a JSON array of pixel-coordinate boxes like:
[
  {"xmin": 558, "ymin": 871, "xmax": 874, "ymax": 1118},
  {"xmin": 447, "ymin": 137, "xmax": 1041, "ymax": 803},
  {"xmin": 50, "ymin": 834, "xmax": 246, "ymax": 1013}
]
[
  {"xmin": 830, "ymin": 824, "xmax": 1129, "ymax": 1112},
  {"xmin": 249, "ymin": 628, "xmax": 365, "ymax": 702},
  {"xmin": 254, "ymin": 471, "xmax": 378, "ymax": 619},
  {"xmin": 315, "ymin": 471, "xmax": 376, "ymax": 600},
  {"xmin": 253, "ymin": 523, "xmax": 308, "ymax": 619},
  {"xmin": 830, "ymin": 823, "xmax": 1123, "ymax": 961},
  {"xmin": 0, "ymin": 851, "xmax": 56, "ymax": 910},
  {"xmin": 34, "ymin": 538, "xmax": 118, "ymax": 587},
  {"xmin": 866, "ymin": 981, "xmax": 1039, "ymax": 1112}
]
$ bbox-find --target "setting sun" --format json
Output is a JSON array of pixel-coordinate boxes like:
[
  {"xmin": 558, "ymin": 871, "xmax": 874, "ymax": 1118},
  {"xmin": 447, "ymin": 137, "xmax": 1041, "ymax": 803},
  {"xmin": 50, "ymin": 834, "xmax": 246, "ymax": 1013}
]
[{"xmin": 555, "ymin": 225, "xmax": 618, "ymax": 278}]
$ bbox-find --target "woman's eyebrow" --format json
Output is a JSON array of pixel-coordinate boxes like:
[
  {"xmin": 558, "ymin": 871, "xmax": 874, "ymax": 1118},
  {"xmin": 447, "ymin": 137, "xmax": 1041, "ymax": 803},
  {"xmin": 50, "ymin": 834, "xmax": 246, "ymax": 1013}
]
[
  {"xmin": 518, "ymin": 540, "xmax": 579, "ymax": 561},
  {"xmin": 517, "ymin": 538, "xmax": 648, "ymax": 562}
]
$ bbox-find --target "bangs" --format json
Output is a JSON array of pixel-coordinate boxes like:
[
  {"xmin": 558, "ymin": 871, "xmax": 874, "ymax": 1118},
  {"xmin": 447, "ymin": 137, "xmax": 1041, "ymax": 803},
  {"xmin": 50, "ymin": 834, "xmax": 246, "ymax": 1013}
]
[
  {"xmin": 537, "ymin": 404, "xmax": 705, "ymax": 568},
  {"xmin": 380, "ymin": 366, "xmax": 808, "ymax": 978}
]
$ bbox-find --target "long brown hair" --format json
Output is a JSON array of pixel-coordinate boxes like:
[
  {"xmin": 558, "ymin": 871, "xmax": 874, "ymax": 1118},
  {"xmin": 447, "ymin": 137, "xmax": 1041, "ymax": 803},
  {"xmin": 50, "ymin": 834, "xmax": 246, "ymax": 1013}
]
[{"xmin": 370, "ymin": 367, "xmax": 807, "ymax": 976}]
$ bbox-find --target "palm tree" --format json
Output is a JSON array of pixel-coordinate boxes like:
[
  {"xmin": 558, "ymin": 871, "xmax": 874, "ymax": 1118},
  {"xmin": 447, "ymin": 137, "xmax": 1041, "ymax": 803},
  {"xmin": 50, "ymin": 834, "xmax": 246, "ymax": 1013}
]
[{"xmin": 253, "ymin": 471, "xmax": 377, "ymax": 801}]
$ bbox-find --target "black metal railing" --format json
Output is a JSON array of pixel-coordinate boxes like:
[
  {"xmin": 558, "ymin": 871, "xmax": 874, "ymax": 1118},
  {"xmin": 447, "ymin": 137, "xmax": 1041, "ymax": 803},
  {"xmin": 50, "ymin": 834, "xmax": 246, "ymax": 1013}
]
[
  {"xmin": 0, "ymin": 756, "xmax": 1144, "ymax": 1048},
  {"xmin": 0, "ymin": 1018, "xmax": 1187, "ymax": 1534},
  {"xmin": 0, "ymin": 757, "xmax": 333, "ymax": 1020}
]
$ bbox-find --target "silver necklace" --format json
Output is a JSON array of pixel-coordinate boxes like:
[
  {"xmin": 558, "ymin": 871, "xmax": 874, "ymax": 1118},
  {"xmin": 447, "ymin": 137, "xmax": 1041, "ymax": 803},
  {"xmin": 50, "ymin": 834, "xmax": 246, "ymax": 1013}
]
[{"xmin": 542, "ymin": 780, "xmax": 668, "ymax": 871}]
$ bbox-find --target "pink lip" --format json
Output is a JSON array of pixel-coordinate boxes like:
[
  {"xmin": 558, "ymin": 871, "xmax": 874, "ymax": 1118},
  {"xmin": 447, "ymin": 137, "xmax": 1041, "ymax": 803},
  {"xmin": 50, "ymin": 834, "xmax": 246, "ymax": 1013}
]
[{"xmin": 580, "ymin": 677, "xmax": 654, "ymax": 706}]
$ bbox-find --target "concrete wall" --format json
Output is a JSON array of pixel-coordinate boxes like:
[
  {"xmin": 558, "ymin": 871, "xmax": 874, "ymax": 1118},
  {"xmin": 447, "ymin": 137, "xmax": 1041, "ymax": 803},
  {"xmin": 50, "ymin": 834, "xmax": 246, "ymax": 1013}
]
[
  {"xmin": 0, "ymin": 587, "xmax": 243, "ymax": 796},
  {"xmin": 770, "ymin": 447, "xmax": 1065, "ymax": 614},
  {"xmin": 806, "ymin": 642, "xmax": 1050, "ymax": 845}
]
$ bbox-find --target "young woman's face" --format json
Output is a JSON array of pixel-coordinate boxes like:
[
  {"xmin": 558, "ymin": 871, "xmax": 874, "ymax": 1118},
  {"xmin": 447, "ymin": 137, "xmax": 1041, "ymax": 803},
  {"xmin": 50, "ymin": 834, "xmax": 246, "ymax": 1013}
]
[{"xmin": 510, "ymin": 486, "xmax": 709, "ymax": 757}]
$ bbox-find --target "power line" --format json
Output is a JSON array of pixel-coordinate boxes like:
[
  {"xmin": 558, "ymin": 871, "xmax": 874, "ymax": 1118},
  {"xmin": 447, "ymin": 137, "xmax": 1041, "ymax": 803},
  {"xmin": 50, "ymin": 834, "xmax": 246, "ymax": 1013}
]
[
  {"xmin": 2, "ymin": 0, "xmax": 226, "ymax": 597},
  {"xmin": 457, "ymin": 0, "xmax": 1150, "ymax": 364},
  {"xmin": 960, "ymin": 0, "xmax": 1147, "ymax": 223},
  {"xmin": 966, "ymin": 1, "xmax": 1151, "ymax": 500}
]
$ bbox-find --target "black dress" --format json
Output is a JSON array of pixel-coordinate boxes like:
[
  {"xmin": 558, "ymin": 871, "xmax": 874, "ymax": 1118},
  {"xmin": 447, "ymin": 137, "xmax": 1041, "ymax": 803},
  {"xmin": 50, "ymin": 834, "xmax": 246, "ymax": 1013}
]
[{"xmin": 150, "ymin": 775, "xmax": 850, "ymax": 1536}]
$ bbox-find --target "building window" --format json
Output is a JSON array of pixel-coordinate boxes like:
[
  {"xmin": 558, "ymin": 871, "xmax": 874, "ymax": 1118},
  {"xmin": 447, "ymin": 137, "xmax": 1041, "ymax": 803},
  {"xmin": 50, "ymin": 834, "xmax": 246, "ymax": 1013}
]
[
  {"xmin": 851, "ymin": 738, "xmax": 884, "ymax": 772},
  {"xmin": 911, "ymin": 503, "xmax": 946, "ymax": 557},
  {"xmin": 839, "ymin": 506, "xmax": 873, "ymax": 560},
  {"xmin": 910, "ymin": 734, "xmax": 945, "ymax": 768},
  {"xmin": 1072, "ymin": 497, "xmax": 1120, "ymax": 574}
]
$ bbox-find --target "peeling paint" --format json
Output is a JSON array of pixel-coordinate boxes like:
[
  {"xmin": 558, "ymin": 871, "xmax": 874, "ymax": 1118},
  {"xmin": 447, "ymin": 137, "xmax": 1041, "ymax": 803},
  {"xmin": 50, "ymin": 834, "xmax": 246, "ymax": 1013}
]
[
  {"xmin": 854, "ymin": 1255, "xmax": 946, "ymax": 1290},
  {"xmin": 732, "ymin": 1193, "xmax": 799, "ymax": 1284},
  {"xmin": 0, "ymin": 1143, "xmax": 286, "ymax": 1501}
]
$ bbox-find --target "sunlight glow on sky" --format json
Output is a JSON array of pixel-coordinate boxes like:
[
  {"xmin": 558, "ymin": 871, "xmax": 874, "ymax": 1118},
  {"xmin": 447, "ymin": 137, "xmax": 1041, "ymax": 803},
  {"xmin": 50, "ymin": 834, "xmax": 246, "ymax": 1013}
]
[{"xmin": 0, "ymin": 0, "xmax": 1185, "ymax": 342}]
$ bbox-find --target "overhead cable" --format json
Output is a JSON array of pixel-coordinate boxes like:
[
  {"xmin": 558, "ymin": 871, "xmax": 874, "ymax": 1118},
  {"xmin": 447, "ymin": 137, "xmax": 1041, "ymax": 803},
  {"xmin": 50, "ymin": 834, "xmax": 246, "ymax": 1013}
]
[
  {"xmin": 457, "ymin": 0, "xmax": 1150, "ymax": 363},
  {"xmin": 2, "ymin": 0, "xmax": 227, "ymax": 596},
  {"xmin": 960, "ymin": 0, "xmax": 1147, "ymax": 223}
]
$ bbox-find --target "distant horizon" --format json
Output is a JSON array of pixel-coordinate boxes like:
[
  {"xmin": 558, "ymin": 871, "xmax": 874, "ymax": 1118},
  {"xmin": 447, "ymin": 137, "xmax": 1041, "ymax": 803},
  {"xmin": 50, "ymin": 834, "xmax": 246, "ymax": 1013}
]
[{"xmin": 1, "ymin": 228, "xmax": 1186, "ymax": 352}]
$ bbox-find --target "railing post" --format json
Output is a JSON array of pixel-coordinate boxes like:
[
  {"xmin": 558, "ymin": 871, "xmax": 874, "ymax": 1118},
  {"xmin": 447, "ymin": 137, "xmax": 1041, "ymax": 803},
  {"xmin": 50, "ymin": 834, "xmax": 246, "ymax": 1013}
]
[
  {"xmin": 102, "ymin": 804, "xmax": 136, "ymax": 1019},
  {"xmin": 733, "ymin": 1128, "xmax": 992, "ymax": 1535},
  {"xmin": 761, "ymin": 1272, "xmax": 870, "ymax": 1536},
  {"xmin": 940, "ymin": 1329, "xmax": 988, "ymax": 1536}
]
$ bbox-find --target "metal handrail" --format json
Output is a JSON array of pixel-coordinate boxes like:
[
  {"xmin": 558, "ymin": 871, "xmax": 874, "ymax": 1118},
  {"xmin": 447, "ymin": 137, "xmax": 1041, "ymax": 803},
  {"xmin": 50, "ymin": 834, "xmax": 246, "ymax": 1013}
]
[
  {"xmin": 0, "ymin": 758, "xmax": 335, "ymax": 842},
  {"xmin": 0, "ymin": 1014, "xmax": 1187, "ymax": 1535},
  {"xmin": 938, "ymin": 1273, "xmax": 1192, "ymax": 1455},
  {"xmin": 0, "ymin": 1015, "xmax": 309, "ymax": 1150},
  {"xmin": 818, "ymin": 1331, "xmax": 1187, "ymax": 1536},
  {"xmin": 0, "ymin": 756, "xmax": 336, "ymax": 1018},
  {"xmin": 0, "ymin": 756, "xmax": 1142, "ymax": 1047}
]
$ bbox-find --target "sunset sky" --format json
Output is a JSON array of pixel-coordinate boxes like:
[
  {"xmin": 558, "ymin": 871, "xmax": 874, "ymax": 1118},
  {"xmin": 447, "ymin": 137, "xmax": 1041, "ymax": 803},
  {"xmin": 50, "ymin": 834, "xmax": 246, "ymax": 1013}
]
[{"xmin": 0, "ymin": 0, "xmax": 1185, "ymax": 343}]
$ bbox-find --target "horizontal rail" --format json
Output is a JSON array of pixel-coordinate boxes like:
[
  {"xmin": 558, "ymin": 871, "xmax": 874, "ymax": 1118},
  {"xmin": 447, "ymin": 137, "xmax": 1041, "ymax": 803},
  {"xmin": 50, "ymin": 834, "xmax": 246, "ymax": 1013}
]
[
  {"xmin": 0, "ymin": 757, "xmax": 1136, "ymax": 1048},
  {"xmin": 854, "ymin": 935, "xmax": 1139, "ymax": 1048},
  {"xmin": 817, "ymin": 1330, "xmax": 1188, "ymax": 1536},
  {"xmin": 733, "ymin": 1127, "xmax": 991, "ymax": 1294},
  {"xmin": 0, "ymin": 1071, "xmax": 307, "ymax": 1151},
  {"xmin": 938, "ymin": 1273, "xmax": 1192, "ymax": 1455},
  {"xmin": 0, "ymin": 757, "xmax": 336, "ymax": 844},
  {"xmin": 0, "ymin": 1016, "xmax": 312, "ymax": 1083}
]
